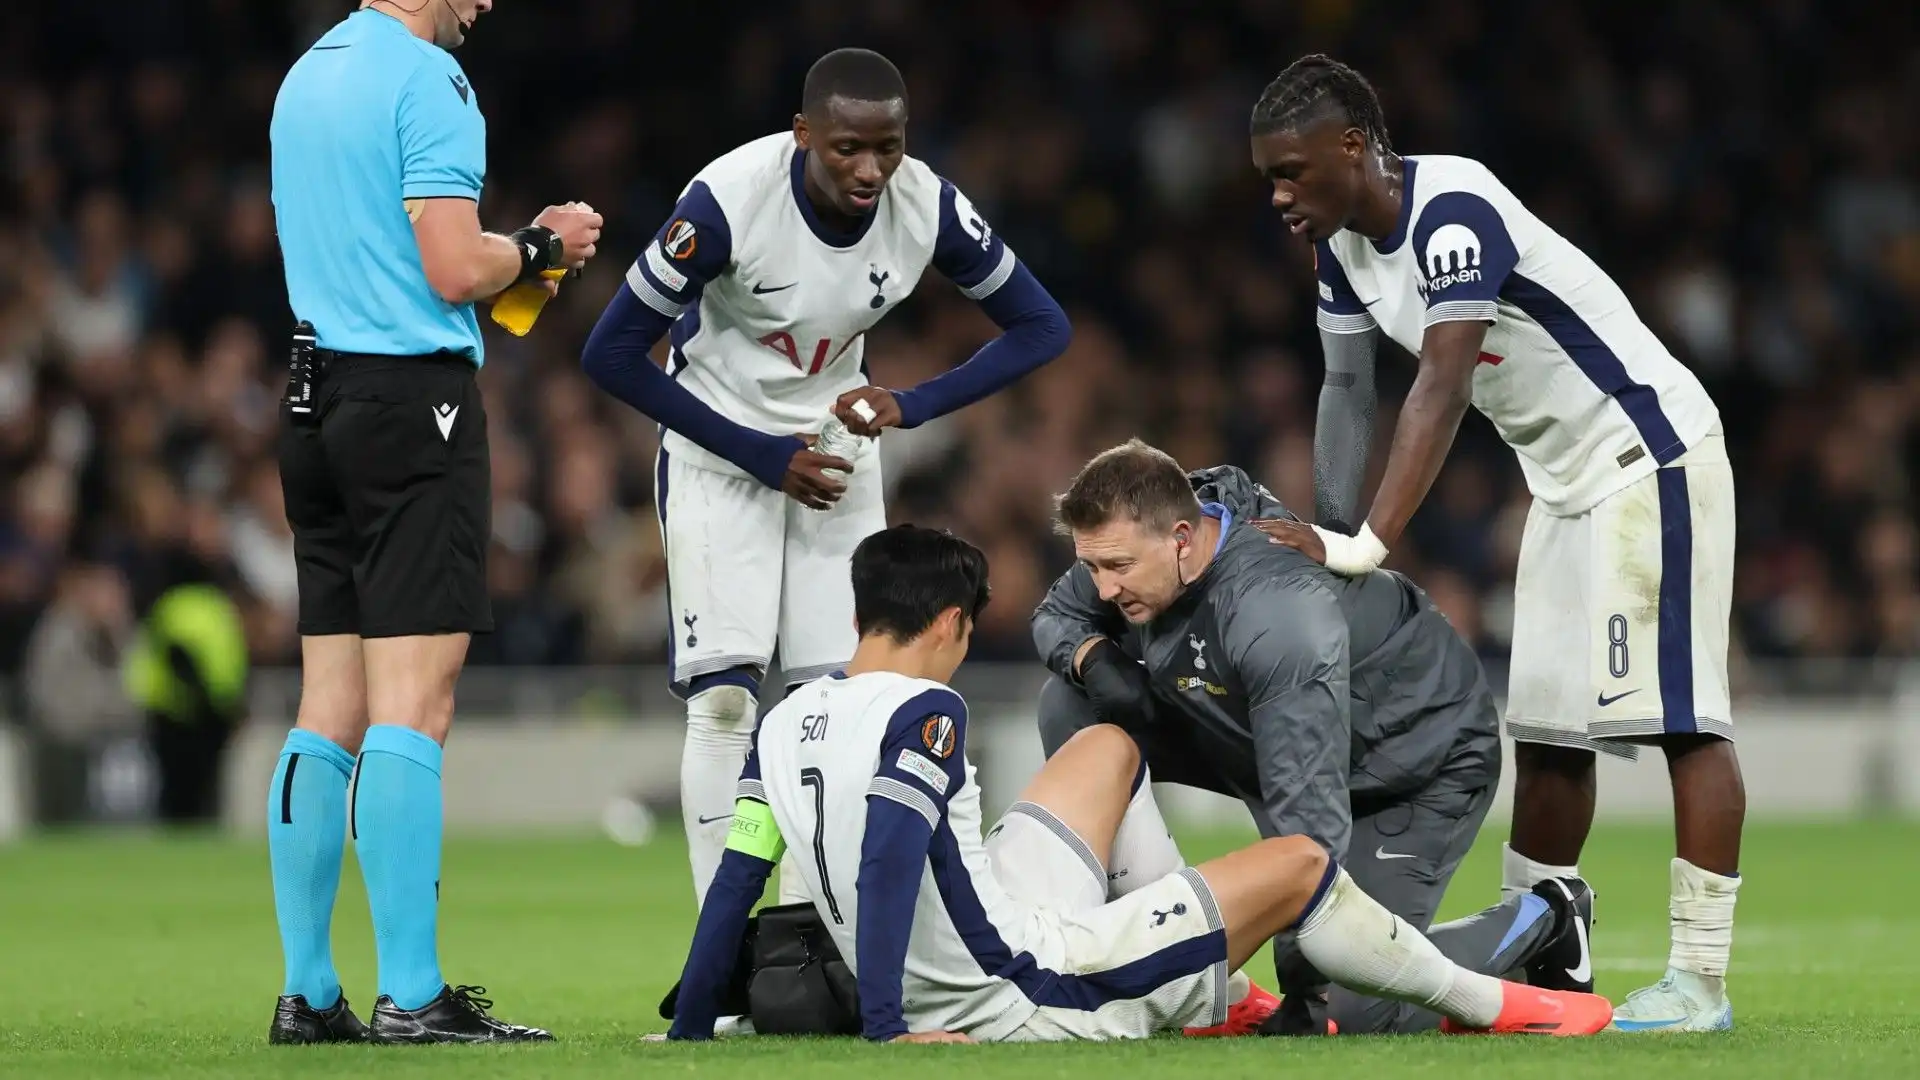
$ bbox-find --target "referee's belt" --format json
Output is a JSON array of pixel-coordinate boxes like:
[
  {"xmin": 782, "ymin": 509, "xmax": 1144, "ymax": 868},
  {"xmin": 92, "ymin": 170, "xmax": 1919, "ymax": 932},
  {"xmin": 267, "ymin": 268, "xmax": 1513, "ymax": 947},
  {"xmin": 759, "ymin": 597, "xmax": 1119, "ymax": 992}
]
[{"xmin": 310, "ymin": 348, "xmax": 475, "ymax": 372}]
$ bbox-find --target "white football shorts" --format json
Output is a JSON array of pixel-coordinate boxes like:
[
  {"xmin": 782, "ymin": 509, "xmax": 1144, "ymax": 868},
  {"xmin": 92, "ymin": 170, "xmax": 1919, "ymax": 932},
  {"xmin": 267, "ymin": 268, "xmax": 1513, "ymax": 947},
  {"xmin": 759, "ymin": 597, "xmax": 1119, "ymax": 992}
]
[
  {"xmin": 655, "ymin": 446, "xmax": 885, "ymax": 694},
  {"xmin": 984, "ymin": 802, "xmax": 1229, "ymax": 1041},
  {"xmin": 1505, "ymin": 430, "xmax": 1736, "ymax": 758}
]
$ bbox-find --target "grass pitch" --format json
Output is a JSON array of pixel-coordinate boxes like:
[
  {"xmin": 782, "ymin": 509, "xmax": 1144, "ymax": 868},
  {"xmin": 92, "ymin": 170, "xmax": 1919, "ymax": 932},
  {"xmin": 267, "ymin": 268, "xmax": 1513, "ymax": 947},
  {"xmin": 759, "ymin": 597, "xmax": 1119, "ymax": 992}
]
[{"xmin": 2, "ymin": 820, "xmax": 1917, "ymax": 1078}]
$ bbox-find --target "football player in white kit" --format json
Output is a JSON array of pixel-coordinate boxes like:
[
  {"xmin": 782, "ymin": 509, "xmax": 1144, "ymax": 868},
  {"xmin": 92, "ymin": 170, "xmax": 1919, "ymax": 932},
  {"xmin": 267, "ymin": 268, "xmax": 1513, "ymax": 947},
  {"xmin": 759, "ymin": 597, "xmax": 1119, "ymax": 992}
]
[
  {"xmin": 580, "ymin": 49, "xmax": 1070, "ymax": 909},
  {"xmin": 663, "ymin": 524, "xmax": 1613, "ymax": 1042},
  {"xmin": 1245, "ymin": 56, "xmax": 1746, "ymax": 1032}
]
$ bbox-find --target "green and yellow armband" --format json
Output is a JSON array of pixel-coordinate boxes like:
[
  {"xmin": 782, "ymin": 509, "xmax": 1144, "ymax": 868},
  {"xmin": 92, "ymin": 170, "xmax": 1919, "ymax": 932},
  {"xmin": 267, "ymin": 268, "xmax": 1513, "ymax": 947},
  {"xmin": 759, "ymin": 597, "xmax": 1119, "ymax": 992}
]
[{"xmin": 725, "ymin": 798, "xmax": 786, "ymax": 863}]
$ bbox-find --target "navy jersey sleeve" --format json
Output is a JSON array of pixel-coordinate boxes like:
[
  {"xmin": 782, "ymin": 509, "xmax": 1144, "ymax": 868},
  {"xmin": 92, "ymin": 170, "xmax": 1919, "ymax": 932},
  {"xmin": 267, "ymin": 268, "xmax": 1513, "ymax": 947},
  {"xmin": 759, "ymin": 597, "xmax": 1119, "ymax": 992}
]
[
  {"xmin": 854, "ymin": 688, "xmax": 967, "ymax": 1040},
  {"xmin": 929, "ymin": 181, "xmax": 1017, "ymax": 301},
  {"xmin": 1411, "ymin": 192, "xmax": 1519, "ymax": 327},
  {"xmin": 892, "ymin": 179, "xmax": 1070, "ymax": 428},
  {"xmin": 583, "ymin": 180, "xmax": 801, "ymax": 489},
  {"xmin": 1313, "ymin": 241, "xmax": 1375, "ymax": 335},
  {"xmin": 396, "ymin": 58, "xmax": 486, "ymax": 200},
  {"xmin": 626, "ymin": 182, "xmax": 733, "ymax": 318}
]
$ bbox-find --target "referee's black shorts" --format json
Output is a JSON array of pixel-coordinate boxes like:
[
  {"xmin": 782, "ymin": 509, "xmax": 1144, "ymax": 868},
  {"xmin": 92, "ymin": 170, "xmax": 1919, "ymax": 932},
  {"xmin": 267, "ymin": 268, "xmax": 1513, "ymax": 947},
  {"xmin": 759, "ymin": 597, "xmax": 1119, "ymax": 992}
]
[{"xmin": 277, "ymin": 352, "xmax": 492, "ymax": 638}]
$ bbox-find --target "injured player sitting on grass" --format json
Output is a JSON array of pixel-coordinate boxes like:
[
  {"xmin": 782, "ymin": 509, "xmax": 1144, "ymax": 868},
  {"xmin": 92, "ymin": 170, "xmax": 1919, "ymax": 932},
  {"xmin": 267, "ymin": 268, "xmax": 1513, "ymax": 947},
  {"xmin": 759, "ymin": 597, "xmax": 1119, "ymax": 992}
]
[{"xmin": 662, "ymin": 524, "xmax": 1614, "ymax": 1042}]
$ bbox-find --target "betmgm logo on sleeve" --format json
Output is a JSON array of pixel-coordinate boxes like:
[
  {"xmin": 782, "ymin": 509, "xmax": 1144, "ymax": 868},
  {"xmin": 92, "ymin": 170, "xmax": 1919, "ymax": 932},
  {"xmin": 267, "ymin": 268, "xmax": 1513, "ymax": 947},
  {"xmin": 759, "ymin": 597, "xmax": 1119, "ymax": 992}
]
[{"xmin": 1416, "ymin": 224, "xmax": 1482, "ymax": 297}]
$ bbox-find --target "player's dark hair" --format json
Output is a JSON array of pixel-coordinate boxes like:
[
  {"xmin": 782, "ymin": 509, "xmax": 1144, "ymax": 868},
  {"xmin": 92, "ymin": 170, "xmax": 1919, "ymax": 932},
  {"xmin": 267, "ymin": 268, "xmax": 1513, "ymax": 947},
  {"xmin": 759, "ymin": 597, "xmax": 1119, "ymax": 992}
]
[
  {"xmin": 1249, "ymin": 54, "xmax": 1391, "ymax": 151},
  {"xmin": 1054, "ymin": 439, "xmax": 1204, "ymax": 536},
  {"xmin": 802, "ymin": 48, "xmax": 908, "ymax": 116},
  {"xmin": 851, "ymin": 525, "xmax": 990, "ymax": 643}
]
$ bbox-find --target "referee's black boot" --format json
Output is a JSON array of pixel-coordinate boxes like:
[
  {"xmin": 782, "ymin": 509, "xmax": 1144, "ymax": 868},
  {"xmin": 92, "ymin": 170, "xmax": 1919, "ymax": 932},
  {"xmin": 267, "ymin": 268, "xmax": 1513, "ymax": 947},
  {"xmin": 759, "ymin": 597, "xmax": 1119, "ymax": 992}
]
[
  {"xmin": 269, "ymin": 993, "xmax": 371, "ymax": 1044},
  {"xmin": 1525, "ymin": 877, "xmax": 1597, "ymax": 994},
  {"xmin": 368, "ymin": 984, "xmax": 553, "ymax": 1044}
]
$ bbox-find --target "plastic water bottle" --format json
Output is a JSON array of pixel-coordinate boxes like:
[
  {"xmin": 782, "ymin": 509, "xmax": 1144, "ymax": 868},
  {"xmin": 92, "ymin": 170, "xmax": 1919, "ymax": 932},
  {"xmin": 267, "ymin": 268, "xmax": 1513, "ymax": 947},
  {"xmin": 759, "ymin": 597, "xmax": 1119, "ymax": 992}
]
[
  {"xmin": 815, "ymin": 415, "xmax": 863, "ymax": 480},
  {"xmin": 814, "ymin": 399, "xmax": 874, "ymax": 480}
]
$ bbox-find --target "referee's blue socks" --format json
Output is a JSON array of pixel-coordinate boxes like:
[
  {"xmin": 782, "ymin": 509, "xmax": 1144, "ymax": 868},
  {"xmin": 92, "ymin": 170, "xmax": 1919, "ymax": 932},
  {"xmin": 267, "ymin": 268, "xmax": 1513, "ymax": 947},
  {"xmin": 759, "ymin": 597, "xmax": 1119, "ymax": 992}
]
[
  {"xmin": 268, "ymin": 728, "xmax": 356, "ymax": 1009},
  {"xmin": 353, "ymin": 724, "xmax": 446, "ymax": 1011}
]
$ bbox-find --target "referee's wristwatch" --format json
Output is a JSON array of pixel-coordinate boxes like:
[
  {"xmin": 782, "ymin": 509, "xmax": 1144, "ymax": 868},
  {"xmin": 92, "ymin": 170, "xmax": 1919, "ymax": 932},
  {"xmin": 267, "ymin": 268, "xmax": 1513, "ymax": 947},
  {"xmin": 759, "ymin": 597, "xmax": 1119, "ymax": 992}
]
[{"xmin": 510, "ymin": 225, "xmax": 563, "ymax": 282}]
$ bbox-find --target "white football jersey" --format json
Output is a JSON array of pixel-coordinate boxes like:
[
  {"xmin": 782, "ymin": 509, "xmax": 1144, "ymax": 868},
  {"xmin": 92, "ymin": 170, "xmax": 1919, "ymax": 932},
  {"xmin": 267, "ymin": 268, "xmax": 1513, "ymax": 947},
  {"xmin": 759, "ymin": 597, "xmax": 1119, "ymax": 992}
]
[
  {"xmin": 742, "ymin": 671, "xmax": 1056, "ymax": 1041},
  {"xmin": 625, "ymin": 133, "xmax": 1017, "ymax": 480},
  {"xmin": 1315, "ymin": 155, "xmax": 1721, "ymax": 514}
]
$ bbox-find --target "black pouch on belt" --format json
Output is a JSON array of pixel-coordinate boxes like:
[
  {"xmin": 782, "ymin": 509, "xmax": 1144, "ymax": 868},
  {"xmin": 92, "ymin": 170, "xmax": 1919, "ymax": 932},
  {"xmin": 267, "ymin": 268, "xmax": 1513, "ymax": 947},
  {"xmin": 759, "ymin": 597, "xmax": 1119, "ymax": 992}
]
[{"xmin": 282, "ymin": 320, "xmax": 322, "ymax": 424}]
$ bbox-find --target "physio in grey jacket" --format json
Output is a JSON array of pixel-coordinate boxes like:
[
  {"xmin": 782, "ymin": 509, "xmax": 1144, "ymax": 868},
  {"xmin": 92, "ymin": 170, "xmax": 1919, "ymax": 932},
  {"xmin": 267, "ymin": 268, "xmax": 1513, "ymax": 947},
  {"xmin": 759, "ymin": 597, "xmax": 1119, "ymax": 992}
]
[{"xmin": 1031, "ymin": 440, "xmax": 1590, "ymax": 1035}]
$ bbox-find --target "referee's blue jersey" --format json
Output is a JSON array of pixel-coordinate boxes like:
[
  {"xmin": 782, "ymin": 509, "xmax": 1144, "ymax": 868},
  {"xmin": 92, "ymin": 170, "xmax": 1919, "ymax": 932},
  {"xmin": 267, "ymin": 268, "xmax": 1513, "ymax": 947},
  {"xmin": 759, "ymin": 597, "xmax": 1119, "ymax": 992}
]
[{"xmin": 270, "ymin": 9, "xmax": 489, "ymax": 364}]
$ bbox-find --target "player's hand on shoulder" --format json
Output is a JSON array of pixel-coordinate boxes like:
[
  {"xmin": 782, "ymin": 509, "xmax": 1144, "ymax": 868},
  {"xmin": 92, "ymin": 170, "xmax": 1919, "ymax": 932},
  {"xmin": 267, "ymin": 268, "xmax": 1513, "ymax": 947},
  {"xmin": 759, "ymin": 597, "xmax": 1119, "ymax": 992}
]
[
  {"xmin": 1252, "ymin": 518, "xmax": 1328, "ymax": 566},
  {"xmin": 533, "ymin": 201, "xmax": 603, "ymax": 269},
  {"xmin": 780, "ymin": 435, "xmax": 853, "ymax": 511},
  {"xmin": 888, "ymin": 1030, "xmax": 974, "ymax": 1044},
  {"xmin": 1254, "ymin": 518, "xmax": 1388, "ymax": 575},
  {"xmin": 834, "ymin": 387, "xmax": 902, "ymax": 436}
]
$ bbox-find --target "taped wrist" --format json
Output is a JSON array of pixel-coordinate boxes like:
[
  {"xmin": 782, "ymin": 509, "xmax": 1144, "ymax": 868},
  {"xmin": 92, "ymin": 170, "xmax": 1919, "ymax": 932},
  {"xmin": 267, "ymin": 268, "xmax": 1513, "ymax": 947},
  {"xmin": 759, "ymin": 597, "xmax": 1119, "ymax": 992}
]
[
  {"xmin": 509, "ymin": 225, "xmax": 560, "ymax": 282},
  {"xmin": 1315, "ymin": 522, "xmax": 1389, "ymax": 575}
]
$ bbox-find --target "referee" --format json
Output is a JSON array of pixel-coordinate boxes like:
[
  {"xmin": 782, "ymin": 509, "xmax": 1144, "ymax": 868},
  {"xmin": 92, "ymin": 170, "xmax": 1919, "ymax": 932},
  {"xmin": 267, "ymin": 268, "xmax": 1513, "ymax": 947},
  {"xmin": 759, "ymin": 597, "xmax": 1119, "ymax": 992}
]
[{"xmin": 264, "ymin": 0, "xmax": 597, "ymax": 1046}]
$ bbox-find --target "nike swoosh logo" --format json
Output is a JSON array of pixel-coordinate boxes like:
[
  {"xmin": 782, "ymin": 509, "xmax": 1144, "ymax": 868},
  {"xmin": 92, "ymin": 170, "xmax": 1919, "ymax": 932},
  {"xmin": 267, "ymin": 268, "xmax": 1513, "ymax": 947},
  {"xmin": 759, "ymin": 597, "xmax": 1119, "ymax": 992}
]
[
  {"xmin": 1597, "ymin": 689, "xmax": 1640, "ymax": 707},
  {"xmin": 1566, "ymin": 909, "xmax": 1592, "ymax": 983},
  {"xmin": 1375, "ymin": 847, "xmax": 1417, "ymax": 861},
  {"xmin": 696, "ymin": 814, "xmax": 731, "ymax": 825},
  {"xmin": 752, "ymin": 282, "xmax": 796, "ymax": 295}
]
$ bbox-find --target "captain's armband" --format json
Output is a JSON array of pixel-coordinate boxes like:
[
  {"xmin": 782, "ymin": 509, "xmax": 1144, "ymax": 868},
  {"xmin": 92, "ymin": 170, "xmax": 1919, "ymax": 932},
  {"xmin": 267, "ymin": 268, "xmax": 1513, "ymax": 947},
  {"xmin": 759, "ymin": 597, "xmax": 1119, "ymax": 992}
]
[{"xmin": 724, "ymin": 798, "xmax": 786, "ymax": 863}]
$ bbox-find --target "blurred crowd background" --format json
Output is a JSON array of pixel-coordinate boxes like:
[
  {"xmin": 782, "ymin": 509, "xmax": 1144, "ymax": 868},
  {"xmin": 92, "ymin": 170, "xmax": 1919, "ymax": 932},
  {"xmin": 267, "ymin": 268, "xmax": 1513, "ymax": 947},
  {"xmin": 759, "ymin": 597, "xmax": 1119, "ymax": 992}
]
[{"xmin": 1, "ymin": 0, "xmax": 1915, "ymax": 751}]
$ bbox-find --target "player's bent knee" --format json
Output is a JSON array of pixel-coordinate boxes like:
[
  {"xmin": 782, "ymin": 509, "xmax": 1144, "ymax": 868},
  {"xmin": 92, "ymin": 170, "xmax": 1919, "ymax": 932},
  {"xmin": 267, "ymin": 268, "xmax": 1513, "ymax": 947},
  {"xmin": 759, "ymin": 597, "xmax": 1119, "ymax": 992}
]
[
  {"xmin": 1057, "ymin": 723, "xmax": 1141, "ymax": 772},
  {"xmin": 1204, "ymin": 837, "xmax": 1331, "ymax": 969},
  {"xmin": 1251, "ymin": 836, "xmax": 1330, "ymax": 922},
  {"xmin": 687, "ymin": 670, "xmax": 760, "ymax": 735},
  {"xmin": 1263, "ymin": 835, "xmax": 1330, "ymax": 886},
  {"xmin": 1208, "ymin": 837, "xmax": 1326, "ymax": 907}
]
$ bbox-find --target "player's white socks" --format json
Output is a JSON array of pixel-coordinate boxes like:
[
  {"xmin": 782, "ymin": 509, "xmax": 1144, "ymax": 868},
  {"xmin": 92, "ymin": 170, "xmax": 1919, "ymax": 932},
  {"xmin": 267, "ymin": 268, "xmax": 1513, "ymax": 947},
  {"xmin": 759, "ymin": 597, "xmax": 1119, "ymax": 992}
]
[
  {"xmin": 1296, "ymin": 866, "xmax": 1505, "ymax": 1028},
  {"xmin": 1669, "ymin": 857, "xmax": 1740, "ymax": 981},
  {"xmin": 1501, "ymin": 842, "xmax": 1580, "ymax": 901},
  {"xmin": 682, "ymin": 683, "xmax": 759, "ymax": 905},
  {"xmin": 1108, "ymin": 766, "xmax": 1184, "ymax": 898}
]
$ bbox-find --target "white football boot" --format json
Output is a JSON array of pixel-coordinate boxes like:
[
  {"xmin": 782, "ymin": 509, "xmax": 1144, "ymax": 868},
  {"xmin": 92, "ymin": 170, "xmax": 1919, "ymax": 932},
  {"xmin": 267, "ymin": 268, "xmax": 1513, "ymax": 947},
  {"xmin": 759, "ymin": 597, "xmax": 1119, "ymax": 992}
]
[{"xmin": 1610, "ymin": 969, "xmax": 1733, "ymax": 1032}]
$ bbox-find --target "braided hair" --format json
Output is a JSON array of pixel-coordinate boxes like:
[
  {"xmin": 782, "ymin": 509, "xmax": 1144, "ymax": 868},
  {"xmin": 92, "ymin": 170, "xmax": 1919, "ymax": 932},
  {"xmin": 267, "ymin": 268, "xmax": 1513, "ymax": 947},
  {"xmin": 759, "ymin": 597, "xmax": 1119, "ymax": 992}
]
[{"xmin": 1249, "ymin": 55, "xmax": 1392, "ymax": 152}]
